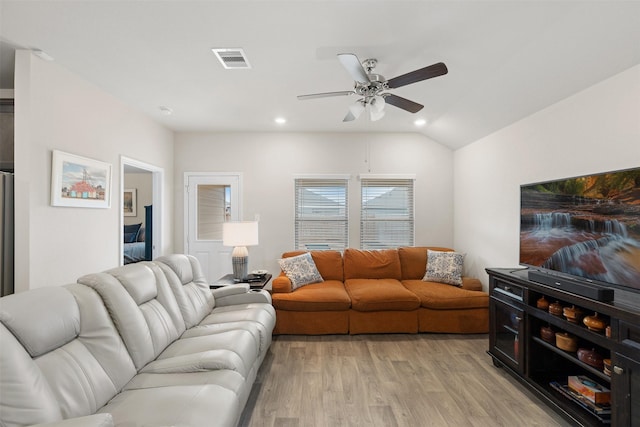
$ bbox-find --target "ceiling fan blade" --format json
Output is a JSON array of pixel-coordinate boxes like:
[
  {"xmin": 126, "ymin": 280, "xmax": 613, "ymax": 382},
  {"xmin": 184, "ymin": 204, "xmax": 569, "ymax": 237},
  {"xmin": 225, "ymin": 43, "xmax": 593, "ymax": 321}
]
[
  {"xmin": 384, "ymin": 94, "xmax": 424, "ymax": 113},
  {"xmin": 337, "ymin": 53, "xmax": 370, "ymax": 83},
  {"xmin": 297, "ymin": 91, "xmax": 354, "ymax": 100},
  {"xmin": 386, "ymin": 62, "xmax": 448, "ymax": 89}
]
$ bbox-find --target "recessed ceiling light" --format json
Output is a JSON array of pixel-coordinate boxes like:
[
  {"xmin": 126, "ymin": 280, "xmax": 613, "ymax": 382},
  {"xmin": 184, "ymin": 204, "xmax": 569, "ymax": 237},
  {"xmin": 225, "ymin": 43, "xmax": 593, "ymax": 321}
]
[
  {"xmin": 159, "ymin": 106, "xmax": 173, "ymax": 115},
  {"xmin": 274, "ymin": 117, "xmax": 287, "ymax": 124},
  {"xmin": 414, "ymin": 119, "xmax": 427, "ymax": 127}
]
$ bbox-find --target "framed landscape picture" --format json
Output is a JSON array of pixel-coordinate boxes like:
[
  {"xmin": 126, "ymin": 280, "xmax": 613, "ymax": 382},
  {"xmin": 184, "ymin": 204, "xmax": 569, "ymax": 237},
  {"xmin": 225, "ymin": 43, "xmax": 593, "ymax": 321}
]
[
  {"xmin": 123, "ymin": 188, "xmax": 137, "ymax": 216},
  {"xmin": 51, "ymin": 150, "xmax": 112, "ymax": 208}
]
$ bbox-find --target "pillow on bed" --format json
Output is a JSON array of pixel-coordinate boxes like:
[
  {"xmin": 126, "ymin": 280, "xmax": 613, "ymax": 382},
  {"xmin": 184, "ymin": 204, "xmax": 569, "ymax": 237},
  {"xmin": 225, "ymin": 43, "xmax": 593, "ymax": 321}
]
[
  {"xmin": 137, "ymin": 226, "xmax": 145, "ymax": 242},
  {"xmin": 124, "ymin": 223, "xmax": 142, "ymax": 243}
]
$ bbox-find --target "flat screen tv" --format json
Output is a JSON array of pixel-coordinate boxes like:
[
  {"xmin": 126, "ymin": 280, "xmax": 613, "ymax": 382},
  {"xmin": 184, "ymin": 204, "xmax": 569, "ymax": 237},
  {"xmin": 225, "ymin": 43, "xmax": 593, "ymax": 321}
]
[{"xmin": 520, "ymin": 167, "xmax": 640, "ymax": 298}]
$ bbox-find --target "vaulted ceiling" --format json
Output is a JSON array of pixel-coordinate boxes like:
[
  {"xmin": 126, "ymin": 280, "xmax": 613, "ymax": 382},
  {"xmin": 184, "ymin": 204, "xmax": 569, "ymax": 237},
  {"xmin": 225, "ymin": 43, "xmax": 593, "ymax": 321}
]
[{"xmin": 1, "ymin": 1, "xmax": 639, "ymax": 149}]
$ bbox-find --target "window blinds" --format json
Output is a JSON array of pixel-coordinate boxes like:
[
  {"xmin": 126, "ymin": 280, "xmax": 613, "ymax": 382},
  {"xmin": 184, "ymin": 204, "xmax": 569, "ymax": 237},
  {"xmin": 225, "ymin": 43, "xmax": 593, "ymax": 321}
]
[
  {"xmin": 196, "ymin": 185, "xmax": 227, "ymax": 240},
  {"xmin": 295, "ymin": 178, "xmax": 348, "ymax": 251},
  {"xmin": 360, "ymin": 178, "xmax": 414, "ymax": 250}
]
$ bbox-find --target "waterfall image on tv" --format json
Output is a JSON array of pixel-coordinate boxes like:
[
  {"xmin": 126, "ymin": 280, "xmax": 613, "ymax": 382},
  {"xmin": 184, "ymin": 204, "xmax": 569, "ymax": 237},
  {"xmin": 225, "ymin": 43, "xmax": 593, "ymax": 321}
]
[{"xmin": 520, "ymin": 167, "xmax": 640, "ymax": 292}]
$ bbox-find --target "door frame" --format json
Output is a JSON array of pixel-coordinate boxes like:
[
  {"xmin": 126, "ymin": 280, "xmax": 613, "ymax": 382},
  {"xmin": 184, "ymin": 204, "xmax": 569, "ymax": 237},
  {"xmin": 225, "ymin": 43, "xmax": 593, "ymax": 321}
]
[
  {"xmin": 183, "ymin": 172, "xmax": 243, "ymax": 254},
  {"xmin": 120, "ymin": 156, "xmax": 164, "ymax": 264}
]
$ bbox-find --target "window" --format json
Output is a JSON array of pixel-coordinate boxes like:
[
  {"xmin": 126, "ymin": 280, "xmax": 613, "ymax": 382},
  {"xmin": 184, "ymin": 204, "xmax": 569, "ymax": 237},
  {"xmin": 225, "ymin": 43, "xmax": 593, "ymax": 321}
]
[
  {"xmin": 196, "ymin": 185, "xmax": 231, "ymax": 240},
  {"xmin": 295, "ymin": 177, "xmax": 348, "ymax": 251},
  {"xmin": 360, "ymin": 176, "xmax": 414, "ymax": 250}
]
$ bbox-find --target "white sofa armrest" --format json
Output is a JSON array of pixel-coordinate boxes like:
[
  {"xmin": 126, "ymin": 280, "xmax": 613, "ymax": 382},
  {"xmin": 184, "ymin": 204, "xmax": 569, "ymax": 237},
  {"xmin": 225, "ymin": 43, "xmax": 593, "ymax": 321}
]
[
  {"xmin": 32, "ymin": 414, "xmax": 114, "ymax": 427},
  {"xmin": 215, "ymin": 289, "xmax": 272, "ymax": 306},
  {"xmin": 210, "ymin": 283, "xmax": 250, "ymax": 298}
]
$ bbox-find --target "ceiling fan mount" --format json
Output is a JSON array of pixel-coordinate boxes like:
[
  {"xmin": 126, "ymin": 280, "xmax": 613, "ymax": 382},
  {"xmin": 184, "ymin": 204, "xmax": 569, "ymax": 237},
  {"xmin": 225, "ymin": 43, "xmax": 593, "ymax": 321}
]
[
  {"xmin": 362, "ymin": 58, "xmax": 378, "ymax": 73},
  {"xmin": 353, "ymin": 59, "xmax": 387, "ymax": 98},
  {"xmin": 298, "ymin": 53, "xmax": 448, "ymax": 122}
]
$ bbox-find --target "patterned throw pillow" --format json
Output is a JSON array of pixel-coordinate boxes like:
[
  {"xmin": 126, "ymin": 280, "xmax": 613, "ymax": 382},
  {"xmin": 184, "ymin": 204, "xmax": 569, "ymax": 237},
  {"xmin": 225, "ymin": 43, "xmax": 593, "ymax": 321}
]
[
  {"xmin": 278, "ymin": 252, "xmax": 324, "ymax": 290},
  {"xmin": 423, "ymin": 249, "xmax": 465, "ymax": 286}
]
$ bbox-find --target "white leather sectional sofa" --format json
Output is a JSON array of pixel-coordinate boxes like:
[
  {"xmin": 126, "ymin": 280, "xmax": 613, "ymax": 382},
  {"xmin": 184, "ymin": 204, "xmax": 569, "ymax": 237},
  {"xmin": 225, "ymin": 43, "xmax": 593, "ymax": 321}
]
[{"xmin": 0, "ymin": 254, "xmax": 275, "ymax": 427}]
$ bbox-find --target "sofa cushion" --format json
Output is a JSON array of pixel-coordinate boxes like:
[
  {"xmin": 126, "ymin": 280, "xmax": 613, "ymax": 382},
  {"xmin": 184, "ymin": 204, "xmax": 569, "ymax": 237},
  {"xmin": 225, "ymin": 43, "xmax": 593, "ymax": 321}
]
[
  {"xmin": 198, "ymin": 305, "xmax": 275, "ymax": 332},
  {"xmin": 0, "ymin": 324, "xmax": 64, "ymax": 426},
  {"xmin": 155, "ymin": 254, "xmax": 274, "ymax": 361},
  {"xmin": 281, "ymin": 250, "xmax": 343, "ymax": 281},
  {"xmin": 272, "ymin": 280, "xmax": 351, "ymax": 311},
  {"xmin": 113, "ymin": 264, "xmax": 159, "ymax": 305},
  {"xmin": 278, "ymin": 252, "xmax": 323, "ymax": 290},
  {"xmin": 398, "ymin": 246, "xmax": 454, "ymax": 280},
  {"xmin": 80, "ymin": 261, "xmax": 270, "ymax": 378},
  {"xmin": 403, "ymin": 280, "xmax": 489, "ymax": 310},
  {"xmin": 143, "ymin": 330, "xmax": 258, "ymax": 378},
  {"xmin": 343, "ymin": 249, "xmax": 401, "ymax": 280},
  {"xmin": 345, "ymin": 279, "xmax": 420, "ymax": 311},
  {"xmin": 0, "ymin": 286, "xmax": 80, "ymax": 357},
  {"xmin": 154, "ymin": 255, "xmax": 215, "ymax": 329},
  {"xmin": 78, "ymin": 263, "xmax": 187, "ymax": 370},
  {"xmin": 423, "ymin": 249, "xmax": 465, "ymax": 286},
  {"xmin": 0, "ymin": 285, "xmax": 139, "ymax": 426},
  {"xmin": 98, "ymin": 384, "xmax": 241, "ymax": 427}
]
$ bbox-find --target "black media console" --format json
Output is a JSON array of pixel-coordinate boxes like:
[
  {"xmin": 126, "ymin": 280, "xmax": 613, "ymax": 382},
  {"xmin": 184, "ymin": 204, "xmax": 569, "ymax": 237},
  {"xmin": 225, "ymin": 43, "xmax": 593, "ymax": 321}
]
[{"xmin": 487, "ymin": 267, "xmax": 640, "ymax": 426}]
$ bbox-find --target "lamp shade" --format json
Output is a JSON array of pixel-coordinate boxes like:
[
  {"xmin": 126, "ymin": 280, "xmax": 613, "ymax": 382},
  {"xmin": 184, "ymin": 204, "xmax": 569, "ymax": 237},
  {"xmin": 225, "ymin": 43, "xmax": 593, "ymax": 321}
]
[{"xmin": 222, "ymin": 221, "xmax": 259, "ymax": 247}]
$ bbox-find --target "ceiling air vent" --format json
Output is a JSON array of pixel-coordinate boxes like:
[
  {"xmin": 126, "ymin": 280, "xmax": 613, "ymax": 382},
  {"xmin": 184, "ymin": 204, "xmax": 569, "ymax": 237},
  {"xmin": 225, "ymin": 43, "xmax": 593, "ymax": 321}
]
[{"xmin": 212, "ymin": 48, "xmax": 251, "ymax": 69}]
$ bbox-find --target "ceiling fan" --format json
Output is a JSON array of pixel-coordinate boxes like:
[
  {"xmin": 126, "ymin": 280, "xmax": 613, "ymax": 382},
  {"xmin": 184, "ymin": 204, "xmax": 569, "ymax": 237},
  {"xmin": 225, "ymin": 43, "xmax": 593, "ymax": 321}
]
[{"xmin": 297, "ymin": 53, "xmax": 448, "ymax": 122}]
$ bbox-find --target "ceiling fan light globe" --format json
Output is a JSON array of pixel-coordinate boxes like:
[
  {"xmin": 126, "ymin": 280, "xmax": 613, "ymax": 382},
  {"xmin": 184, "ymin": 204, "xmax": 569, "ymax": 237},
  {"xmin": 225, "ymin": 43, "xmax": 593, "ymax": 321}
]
[
  {"xmin": 343, "ymin": 111, "xmax": 356, "ymax": 122},
  {"xmin": 349, "ymin": 102, "xmax": 366, "ymax": 119},
  {"xmin": 371, "ymin": 96, "xmax": 385, "ymax": 113},
  {"xmin": 370, "ymin": 108, "xmax": 385, "ymax": 121}
]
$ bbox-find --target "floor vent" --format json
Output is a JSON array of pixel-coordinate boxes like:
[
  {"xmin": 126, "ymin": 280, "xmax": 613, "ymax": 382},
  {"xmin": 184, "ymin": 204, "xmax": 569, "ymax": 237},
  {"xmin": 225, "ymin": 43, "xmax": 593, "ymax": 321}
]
[{"xmin": 212, "ymin": 48, "xmax": 251, "ymax": 69}]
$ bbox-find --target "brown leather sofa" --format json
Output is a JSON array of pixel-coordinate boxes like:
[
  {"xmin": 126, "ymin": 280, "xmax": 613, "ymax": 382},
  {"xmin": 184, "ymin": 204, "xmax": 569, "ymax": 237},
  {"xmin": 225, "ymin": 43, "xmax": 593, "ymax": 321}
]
[{"xmin": 271, "ymin": 247, "xmax": 489, "ymax": 335}]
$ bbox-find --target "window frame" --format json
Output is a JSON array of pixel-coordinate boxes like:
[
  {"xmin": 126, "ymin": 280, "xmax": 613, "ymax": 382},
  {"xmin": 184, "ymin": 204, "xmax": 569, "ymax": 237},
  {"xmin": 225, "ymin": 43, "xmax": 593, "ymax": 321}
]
[
  {"xmin": 294, "ymin": 175, "xmax": 350, "ymax": 252},
  {"xmin": 359, "ymin": 174, "xmax": 415, "ymax": 250}
]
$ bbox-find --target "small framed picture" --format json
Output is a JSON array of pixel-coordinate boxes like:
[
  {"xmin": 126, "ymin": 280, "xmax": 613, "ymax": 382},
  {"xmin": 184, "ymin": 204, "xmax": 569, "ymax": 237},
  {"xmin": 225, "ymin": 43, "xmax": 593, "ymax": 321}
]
[
  {"xmin": 123, "ymin": 188, "xmax": 137, "ymax": 217},
  {"xmin": 51, "ymin": 150, "xmax": 112, "ymax": 208}
]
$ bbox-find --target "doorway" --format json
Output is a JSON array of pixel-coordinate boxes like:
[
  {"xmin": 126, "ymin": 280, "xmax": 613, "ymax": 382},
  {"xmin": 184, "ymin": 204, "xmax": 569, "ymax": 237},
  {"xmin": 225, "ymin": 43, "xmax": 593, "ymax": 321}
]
[
  {"xmin": 184, "ymin": 172, "xmax": 242, "ymax": 281},
  {"xmin": 120, "ymin": 156, "xmax": 164, "ymax": 265}
]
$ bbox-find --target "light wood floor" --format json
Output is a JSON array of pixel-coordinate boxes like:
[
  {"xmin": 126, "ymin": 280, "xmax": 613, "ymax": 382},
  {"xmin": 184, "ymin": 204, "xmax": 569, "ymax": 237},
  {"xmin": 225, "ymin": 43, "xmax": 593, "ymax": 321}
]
[{"xmin": 239, "ymin": 334, "xmax": 572, "ymax": 427}]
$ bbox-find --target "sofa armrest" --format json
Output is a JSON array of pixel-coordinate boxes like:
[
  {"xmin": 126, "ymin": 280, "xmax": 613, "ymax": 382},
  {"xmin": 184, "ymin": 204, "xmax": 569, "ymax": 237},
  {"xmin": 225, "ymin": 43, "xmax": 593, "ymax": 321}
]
[
  {"xmin": 461, "ymin": 277, "xmax": 483, "ymax": 291},
  {"xmin": 215, "ymin": 289, "xmax": 272, "ymax": 306},
  {"xmin": 211, "ymin": 283, "xmax": 250, "ymax": 298},
  {"xmin": 272, "ymin": 272, "xmax": 292, "ymax": 293},
  {"xmin": 33, "ymin": 414, "xmax": 114, "ymax": 427}
]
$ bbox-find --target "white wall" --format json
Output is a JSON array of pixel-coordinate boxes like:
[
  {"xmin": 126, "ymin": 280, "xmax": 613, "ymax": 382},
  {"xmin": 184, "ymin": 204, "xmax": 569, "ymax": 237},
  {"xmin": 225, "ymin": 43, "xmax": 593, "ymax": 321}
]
[
  {"xmin": 174, "ymin": 132, "xmax": 454, "ymax": 276},
  {"xmin": 123, "ymin": 172, "xmax": 153, "ymax": 226},
  {"xmin": 454, "ymin": 65, "xmax": 640, "ymax": 289},
  {"xmin": 14, "ymin": 50, "xmax": 174, "ymax": 291}
]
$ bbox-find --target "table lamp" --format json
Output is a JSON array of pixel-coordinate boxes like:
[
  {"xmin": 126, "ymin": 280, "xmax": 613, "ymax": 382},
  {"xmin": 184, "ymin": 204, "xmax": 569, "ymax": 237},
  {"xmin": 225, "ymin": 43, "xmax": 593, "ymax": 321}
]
[{"xmin": 222, "ymin": 221, "xmax": 259, "ymax": 281}]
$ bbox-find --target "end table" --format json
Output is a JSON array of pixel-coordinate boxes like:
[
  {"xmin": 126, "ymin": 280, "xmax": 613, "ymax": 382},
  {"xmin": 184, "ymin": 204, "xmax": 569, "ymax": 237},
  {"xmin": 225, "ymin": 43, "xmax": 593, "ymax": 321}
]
[{"xmin": 210, "ymin": 273, "xmax": 272, "ymax": 290}]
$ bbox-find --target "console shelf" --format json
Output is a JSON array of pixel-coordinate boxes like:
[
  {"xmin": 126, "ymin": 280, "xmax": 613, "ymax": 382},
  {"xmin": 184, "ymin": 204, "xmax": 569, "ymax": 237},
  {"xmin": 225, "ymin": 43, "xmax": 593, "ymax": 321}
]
[
  {"xmin": 532, "ymin": 309, "xmax": 612, "ymax": 349},
  {"xmin": 487, "ymin": 268, "xmax": 640, "ymax": 427},
  {"xmin": 532, "ymin": 336, "xmax": 611, "ymax": 383}
]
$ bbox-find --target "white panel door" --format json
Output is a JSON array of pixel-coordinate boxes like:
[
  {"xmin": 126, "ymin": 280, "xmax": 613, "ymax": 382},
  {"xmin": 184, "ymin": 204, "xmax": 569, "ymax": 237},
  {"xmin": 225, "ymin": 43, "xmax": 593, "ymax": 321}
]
[{"xmin": 185, "ymin": 173, "xmax": 241, "ymax": 281}]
